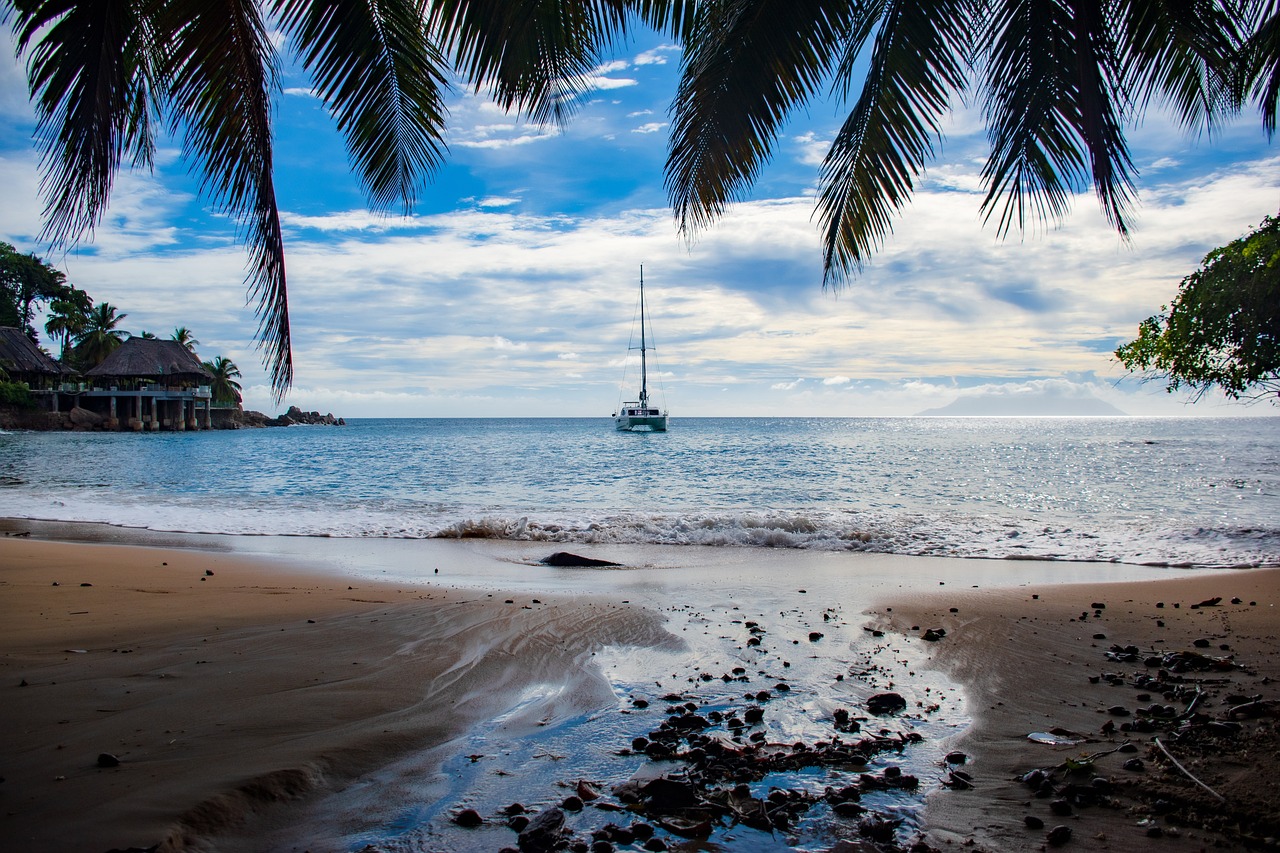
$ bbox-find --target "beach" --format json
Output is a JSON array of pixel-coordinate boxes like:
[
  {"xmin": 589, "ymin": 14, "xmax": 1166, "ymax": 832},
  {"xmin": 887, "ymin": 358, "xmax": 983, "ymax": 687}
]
[{"xmin": 2, "ymin": 529, "xmax": 1277, "ymax": 852}]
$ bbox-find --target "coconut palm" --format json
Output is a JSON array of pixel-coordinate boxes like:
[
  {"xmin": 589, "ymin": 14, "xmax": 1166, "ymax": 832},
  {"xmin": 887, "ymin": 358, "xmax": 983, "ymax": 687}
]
[
  {"xmin": 138, "ymin": 330, "xmax": 157, "ymax": 339},
  {"xmin": 171, "ymin": 326, "xmax": 200, "ymax": 353},
  {"xmin": 74, "ymin": 303, "xmax": 129, "ymax": 368},
  {"xmin": 8, "ymin": 0, "xmax": 682, "ymax": 399},
  {"xmin": 666, "ymin": 1, "xmax": 1280, "ymax": 285},
  {"xmin": 202, "ymin": 355, "xmax": 243, "ymax": 404},
  {"xmin": 43, "ymin": 286, "xmax": 92, "ymax": 360}
]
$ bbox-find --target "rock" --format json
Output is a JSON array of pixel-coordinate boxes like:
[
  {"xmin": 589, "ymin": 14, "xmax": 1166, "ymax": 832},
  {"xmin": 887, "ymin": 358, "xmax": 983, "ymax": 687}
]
[
  {"xmin": 944, "ymin": 751, "xmax": 967, "ymax": 765},
  {"xmin": 1024, "ymin": 815, "xmax": 1045, "ymax": 829},
  {"xmin": 96, "ymin": 753, "xmax": 120, "ymax": 768},
  {"xmin": 922, "ymin": 628, "xmax": 945, "ymax": 641},
  {"xmin": 1047, "ymin": 825, "xmax": 1072, "ymax": 846},
  {"xmin": 808, "ymin": 631, "xmax": 824, "ymax": 642},
  {"xmin": 453, "ymin": 807, "xmax": 483, "ymax": 827},
  {"xmin": 1049, "ymin": 798, "xmax": 1072, "ymax": 816},
  {"xmin": 561, "ymin": 795, "xmax": 584, "ymax": 811},
  {"xmin": 540, "ymin": 552, "xmax": 621, "ymax": 567},
  {"xmin": 68, "ymin": 406, "xmax": 104, "ymax": 427},
  {"xmin": 866, "ymin": 692, "xmax": 907, "ymax": 715},
  {"xmin": 518, "ymin": 807, "xmax": 566, "ymax": 852}
]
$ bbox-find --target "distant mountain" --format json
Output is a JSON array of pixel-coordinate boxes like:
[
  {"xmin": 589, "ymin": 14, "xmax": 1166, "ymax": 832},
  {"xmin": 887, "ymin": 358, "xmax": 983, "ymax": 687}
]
[{"xmin": 917, "ymin": 388, "xmax": 1127, "ymax": 416}]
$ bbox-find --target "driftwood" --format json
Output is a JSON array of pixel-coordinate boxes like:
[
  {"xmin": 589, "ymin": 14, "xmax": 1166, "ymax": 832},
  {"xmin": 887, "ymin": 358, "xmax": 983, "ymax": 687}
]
[{"xmin": 1153, "ymin": 738, "xmax": 1226, "ymax": 803}]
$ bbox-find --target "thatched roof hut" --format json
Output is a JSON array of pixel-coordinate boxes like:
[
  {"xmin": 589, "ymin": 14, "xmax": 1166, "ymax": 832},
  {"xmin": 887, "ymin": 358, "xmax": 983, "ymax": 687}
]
[
  {"xmin": 86, "ymin": 338, "xmax": 213, "ymax": 384},
  {"xmin": 0, "ymin": 326, "xmax": 72, "ymax": 381}
]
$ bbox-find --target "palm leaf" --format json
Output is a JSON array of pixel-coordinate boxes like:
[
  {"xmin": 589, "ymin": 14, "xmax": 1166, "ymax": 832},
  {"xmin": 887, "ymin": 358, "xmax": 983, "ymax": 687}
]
[
  {"xmin": 275, "ymin": 0, "xmax": 450, "ymax": 211},
  {"xmin": 14, "ymin": 0, "xmax": 159, "ymax": 244},
  {"xmin": 429, "ymin": 0, "xmax": 631, "ymax": 126},
  {"xmin": 980, "ymin": 0, "xmax": 1135, "ymax": 239},
  {"xmin": 817, "ymin": 0, "xmax": 970, "ymax": 280},
  {"xmin": 1244, "ymin": 0, "xmax": 1280, "ymax": 132},
  {"xmin": 1116, "ymin": 0, "xmax": 1244, "ymax": 133},
  {"xmin": 161, "ymin": 0, "xmax": 291, "ymax": 396},
  {"xmin": 666, "ymin": 0, "xmax": 863, "ymax": 236}
]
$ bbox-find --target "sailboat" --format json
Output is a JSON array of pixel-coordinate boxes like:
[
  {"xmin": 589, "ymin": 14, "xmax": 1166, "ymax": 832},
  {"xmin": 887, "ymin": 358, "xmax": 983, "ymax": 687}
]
[{"xmin": 613, "ymin": 266, "xmax": 669, "ymax": 432}]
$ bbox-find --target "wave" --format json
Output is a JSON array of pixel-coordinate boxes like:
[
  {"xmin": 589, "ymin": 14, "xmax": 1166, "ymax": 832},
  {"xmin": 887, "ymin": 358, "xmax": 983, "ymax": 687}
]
[{"xmin": 3, "ymin": 490, "xmax": 1276, "ymax": 569}]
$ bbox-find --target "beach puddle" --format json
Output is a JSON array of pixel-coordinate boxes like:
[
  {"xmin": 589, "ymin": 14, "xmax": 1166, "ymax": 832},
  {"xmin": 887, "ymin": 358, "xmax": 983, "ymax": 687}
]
[{"xmin": 344, "ymin": 596, "xmax": 969, "ymax": 852}]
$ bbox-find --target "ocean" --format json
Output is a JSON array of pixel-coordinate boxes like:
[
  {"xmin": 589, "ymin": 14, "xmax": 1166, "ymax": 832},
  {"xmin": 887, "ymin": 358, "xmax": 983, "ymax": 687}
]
[{"xmin": 1, "ymin": 416, "xmax": 1276, "ymax": 568}]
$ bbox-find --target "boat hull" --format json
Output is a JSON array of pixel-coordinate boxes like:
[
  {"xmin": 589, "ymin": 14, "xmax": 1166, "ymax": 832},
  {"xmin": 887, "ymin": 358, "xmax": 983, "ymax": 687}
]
[{"xmin": 615, "ymin": 415, "xmax": 668, "ymax": 432}]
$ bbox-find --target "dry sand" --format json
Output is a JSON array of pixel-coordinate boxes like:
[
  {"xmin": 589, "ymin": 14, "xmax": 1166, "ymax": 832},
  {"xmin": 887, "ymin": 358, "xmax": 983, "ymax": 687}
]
[
  {"xmin": 878, "ymin": 569, "xmax": 1280, "ymax": 852},
  {"xmin": 0, "ymin": 537, "xmax": 671, "ymax": 852},
  {"xmin": 2, "ymin": 534, "xmax": 1277, "ymax": 853}
]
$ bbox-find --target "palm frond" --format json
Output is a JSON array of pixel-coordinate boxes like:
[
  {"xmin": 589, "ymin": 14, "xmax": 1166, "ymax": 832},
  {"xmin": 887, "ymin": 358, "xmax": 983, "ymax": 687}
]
[
  {"xmin": 817, "ymin": 0, "xmax": 970, "ymax": 281},
  {"xmin": 14, "ymin": 0, "xmax": 159, "ymax": 245},
  {"xmin": 276, "ymin": 0, "xmax": 450, "ymax": 211},
  {"xmin": 429, "ymin": 0, "xmax": 629, "ymax": 126},
  {"xmin": 1116, "ymin": 0, "xmax": 1245, "ymax": 133},
  {"xmin": 1244, "ymin": 0, "xmax": 1280, "ymax": 133},
  {"xmin": 666, "ymin": 0, "xmax": 863, "ymax": 236},
  {"xmin": 161, "ymin": 0, "xmax": 291, "ymax": 397},
  {"xmin": 980, "ymin": 0, "xmax": 1135, "ymax": 239}
]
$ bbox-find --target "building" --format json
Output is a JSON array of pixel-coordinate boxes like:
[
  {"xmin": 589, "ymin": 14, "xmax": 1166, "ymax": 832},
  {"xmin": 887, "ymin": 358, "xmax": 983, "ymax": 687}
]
[
  {"xmin": 82, "ymin": 338, "xmax": 214, "ymax": 430},
  {"xmin": 0, "ymin": 326, "xmax": 74, "ymax": 390}
]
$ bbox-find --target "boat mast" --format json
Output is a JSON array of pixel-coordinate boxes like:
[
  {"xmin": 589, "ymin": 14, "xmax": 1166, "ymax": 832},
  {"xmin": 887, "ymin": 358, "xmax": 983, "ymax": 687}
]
[{"xmin": 637, "ymin": 266, "xmax": 649, "ymax": 409}]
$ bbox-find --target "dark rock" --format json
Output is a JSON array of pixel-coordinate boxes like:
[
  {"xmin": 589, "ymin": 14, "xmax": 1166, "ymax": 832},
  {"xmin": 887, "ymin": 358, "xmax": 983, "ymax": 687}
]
[
  {"xmin": 562, "ymin": 795, "xmax": 584, "ymax": 811},
  {"xmin": 922, "ymin": 628, "xmax": 945, "ymax": 642},
  {"xmin": 540, "ymin": 552, "xmax": 621, "ymax": 567},
  {"xmin": 1024, "ymin": 815, "xmax": 1045, "ymax": 829},
  {"xmin": 866, "ymin": 692, "xmax": 907, "ymax": 715},
  {"xmin": 1049, "ymin": 799, "xmax": 1072, "ymax": 816},
  {"xmin": 944, "ymin": 751, "xmax": 967, "ymax": 765},
  {"xmin": 809, "ymin": 631, "xmax": 824, "ymax": 642},
  {"xmin": 1090, "ymin": 602, "xmax": 1106, "ymax": 609},
  {"xmin": 96, "ymin": 752, "xmax": 120, "ymax": 768},
  {"xmin": 1047, "ymin": 825, "xmax": 1072, "ymax": 846},
  {"xmin": 453, "ymin": 807, "xmax": 483, "ymax": 827},
  {"xmin": 1123, "ymin": 758, "xmax": 1145, "ymax": 771},
  {"xmin": 1192, "ymin": 638, "xmax": 1211, "ymax": 648},
  {"xmin": 519, "ymin": 807, "xmax": 566, "ymax": 852}
]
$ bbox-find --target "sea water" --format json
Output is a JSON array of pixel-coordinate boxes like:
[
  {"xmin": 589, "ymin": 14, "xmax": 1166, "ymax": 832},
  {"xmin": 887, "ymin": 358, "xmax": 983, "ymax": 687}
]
[{"xmin": 0, "ymin": 416, "xmax": 1276, "ymax": 568}]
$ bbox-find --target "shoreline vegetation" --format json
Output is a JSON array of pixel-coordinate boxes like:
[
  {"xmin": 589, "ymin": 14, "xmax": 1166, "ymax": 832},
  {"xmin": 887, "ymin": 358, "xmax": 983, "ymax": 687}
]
[
  {"xmin": 1, "ymin": 526, "xmax": 1276, "ymax": 852},
  {"xmin": 0, "ymin": 403, "xmax": 345, "ymax": 431}
]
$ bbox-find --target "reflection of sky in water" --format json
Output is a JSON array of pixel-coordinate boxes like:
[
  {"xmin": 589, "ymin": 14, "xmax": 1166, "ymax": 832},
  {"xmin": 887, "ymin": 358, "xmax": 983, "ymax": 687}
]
[{"xmin": 295, "ymin": 591, "xmax": 968, "ymax": 852}]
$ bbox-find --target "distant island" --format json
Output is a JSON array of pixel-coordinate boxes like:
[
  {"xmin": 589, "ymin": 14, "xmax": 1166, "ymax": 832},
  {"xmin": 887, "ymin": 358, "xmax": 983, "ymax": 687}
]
[{"xmin": 917, "ymin": 386, "xmax": 1127, "ymax": 416}]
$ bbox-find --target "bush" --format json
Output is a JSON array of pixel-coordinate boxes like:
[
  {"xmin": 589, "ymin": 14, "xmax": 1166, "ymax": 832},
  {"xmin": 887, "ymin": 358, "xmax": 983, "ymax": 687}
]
[{"xmin": 0, "ymin": 380, "xmax": 35, "ymax": 407}]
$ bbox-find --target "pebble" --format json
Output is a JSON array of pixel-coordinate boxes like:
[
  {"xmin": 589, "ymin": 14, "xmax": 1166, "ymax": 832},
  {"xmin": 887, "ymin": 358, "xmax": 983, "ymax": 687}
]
[
  {"xmin": 452, "ymin": 808, "xmax": 482, "ymax": 827},
  {"xmin": 1024, "ymin": 815, "xmax": 1045, "ymax": 829},
  {"xmin": 96, "ymin": 753, "xmax": 120, "ymax": 768},
  {"xmin": 1047, "ymin": 825, "xmax": 1072, "ymax": 846}
]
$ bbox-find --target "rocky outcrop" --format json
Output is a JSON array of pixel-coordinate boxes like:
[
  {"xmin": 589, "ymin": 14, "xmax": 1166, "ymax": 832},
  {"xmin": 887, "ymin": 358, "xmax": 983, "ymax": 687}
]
[{"xmin": 220, "ymin": 406, "xmax": 345, "ymax": 429}]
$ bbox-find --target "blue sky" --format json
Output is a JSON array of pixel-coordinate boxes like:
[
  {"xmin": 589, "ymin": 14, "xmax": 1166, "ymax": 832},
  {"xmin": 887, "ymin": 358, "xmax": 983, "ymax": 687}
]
[{"xmin": 1, "ymin": 24, "xmax": 1277, "ymax": 417}]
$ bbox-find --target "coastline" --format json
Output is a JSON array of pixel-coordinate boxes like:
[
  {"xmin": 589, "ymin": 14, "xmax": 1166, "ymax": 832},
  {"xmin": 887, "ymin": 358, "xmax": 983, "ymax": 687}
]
[{"xmin": 1, "ymin": 525, "xmax": 1276, "ymax": 851}]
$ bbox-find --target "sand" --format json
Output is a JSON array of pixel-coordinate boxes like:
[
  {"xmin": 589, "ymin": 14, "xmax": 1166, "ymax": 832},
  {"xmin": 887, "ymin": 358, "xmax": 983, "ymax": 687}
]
[
  {"xmin": 2, "ymin": 533, "xmax": 1277, "ymax": 852},
  {"xmin": 878, "ymin": 569, "xmax": 1280, "ymax": 851},
  {"xmin": 0, "ymin": 537, "xmax": 672, "ymax": 852}
]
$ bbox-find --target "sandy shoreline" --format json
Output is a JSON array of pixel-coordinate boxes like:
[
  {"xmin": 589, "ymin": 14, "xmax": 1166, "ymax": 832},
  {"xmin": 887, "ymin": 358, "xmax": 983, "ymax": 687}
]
[{"xmin": 2, "ymin": 528, "xmax": 1277, "ymax": 852}]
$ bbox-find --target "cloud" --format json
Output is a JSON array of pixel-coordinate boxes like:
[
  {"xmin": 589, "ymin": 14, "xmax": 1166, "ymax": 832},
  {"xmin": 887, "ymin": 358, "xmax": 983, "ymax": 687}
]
[
  {"xmin": 822, "ymin": 376, "xmax": 852, "ymax": 386},
  {"xmin": 634, "ymin": 45, "xmax": 680, "ymax": 66},
  {"xmin": 632, "ymin": 122, "xmax": 666, "ymax": 134},
  {"xmin": 477, "ymin": 196, "xmax": 520, "ymax": 208}
]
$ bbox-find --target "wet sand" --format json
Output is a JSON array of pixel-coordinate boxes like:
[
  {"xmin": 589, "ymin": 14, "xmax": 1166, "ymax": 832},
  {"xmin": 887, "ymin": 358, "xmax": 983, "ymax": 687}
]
[{"xmin": 1, "ymin": 530, "xmax": 1276, "ymax": 852}]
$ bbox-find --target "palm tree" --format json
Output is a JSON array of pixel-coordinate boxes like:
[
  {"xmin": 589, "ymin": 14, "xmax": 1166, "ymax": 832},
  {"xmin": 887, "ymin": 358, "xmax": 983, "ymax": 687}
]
[
  {"xmin": 202, "ymin": 355, "xmax": 243, "ymax": 405},
  {"xmin": 665, "ymin": 1, "xmax": 1280, "ymax": 286},
  {"xmin": 74, "ymin": 303, "xmax": 129, "ymax": 368},
  {"xmin": 44, "ymin": 286, "xmax": 93, "ymax": 360},
  {"xmin": 171, "ymin": 326, "xmax": 200, "ymax": 353},
  {"xmin": 12, "ymin": 2, "xmax": 1279, "ymax": 396},
  {"xmin": 8, "ymin": 0, "xmax": 676, "ymax": 400},
  {"xmin": 138, "ymin": 330, "xmax": 157, "ymax": 339}
]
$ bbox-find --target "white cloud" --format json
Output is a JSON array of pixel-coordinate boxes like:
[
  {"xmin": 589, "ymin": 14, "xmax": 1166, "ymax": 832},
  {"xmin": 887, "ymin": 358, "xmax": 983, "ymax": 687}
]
[
  {"xmin": 283, "ymin": 87, "xmax": 318, "ymax": 98},
  {"xmin": 477, "ymin": 196, "xmax": 520, "ymax": 209},
  {"xmin": 822, "ymin": 376, "xmax": 852, "ymax": 386},
  {"xmin": 558, "ymin": 352, "xmax": 579, "ymax": 360},
  {"xmin": 593, "ymin": 60, "xmax": 630, "ymax": 75},
  {"xmin": 634, "ymin": 45, "xmax": 680, "ymax": 66},
  {"xmin": 633, "ymin": 122, "xmax": 666, "ymax": 134}
]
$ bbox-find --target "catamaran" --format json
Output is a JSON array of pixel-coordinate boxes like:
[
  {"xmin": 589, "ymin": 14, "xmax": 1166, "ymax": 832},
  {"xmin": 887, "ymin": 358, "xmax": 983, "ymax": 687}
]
[{"xmin": 613, "ymin": 266, "xmax": 668, "ymax": 432}]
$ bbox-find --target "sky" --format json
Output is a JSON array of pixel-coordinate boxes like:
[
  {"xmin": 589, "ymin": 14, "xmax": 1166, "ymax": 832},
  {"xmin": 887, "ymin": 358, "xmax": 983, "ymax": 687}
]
[{"xmin": 1, "ymin": 23, "xmax": 1278, "ymax": 418}]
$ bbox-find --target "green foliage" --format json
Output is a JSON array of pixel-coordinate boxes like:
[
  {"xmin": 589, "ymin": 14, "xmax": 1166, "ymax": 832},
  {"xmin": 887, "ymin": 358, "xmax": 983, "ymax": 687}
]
[
  {"xmin": 0, "ymin": 380, "xmax": 36, "ymax": 408},
  {"xmin": 202, "ymin": 355, "xmax": 243, "ymax": 405},
  {"xmin": 0, "ymin": 242, "xmax": 67, "ymax": 338},
  {"xmin": 72, "ymin": 303, "xmax": 129, "ymax": 369},
  {"xmin": 1116, "ymin": 216, "xmax": 1280, "ymax": 401}
]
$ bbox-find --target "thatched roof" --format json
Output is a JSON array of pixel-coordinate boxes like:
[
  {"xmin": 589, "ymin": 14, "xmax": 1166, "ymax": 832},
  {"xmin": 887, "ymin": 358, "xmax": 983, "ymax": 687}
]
[
  {"xmin": 0, "ymin": 326, "xmax": 71, "ymax": 376},
  {"xmin": 86, "ymin": 338, "xmax": 214, "ymax": 382}
]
